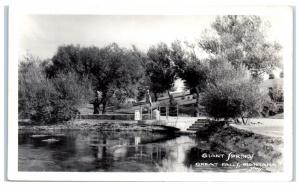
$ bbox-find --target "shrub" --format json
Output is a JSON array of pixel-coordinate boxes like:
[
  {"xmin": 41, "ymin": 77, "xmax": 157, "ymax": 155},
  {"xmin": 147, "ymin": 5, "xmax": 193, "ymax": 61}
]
[
  {"xmin": 201, "ymin": 60, "xmax": 267, "ymax": 124},
  {"xmin": 18, "ymin": 56, "xmax": 58, "ymax": 123},
  {"xmin": 18, "ymin": 55, "xmax": 93, "ymax": 124},
  {"xmin": 50, "ymin": 72, "xmax": 93, "ymax": 122},
  {"xmin": 269, "ymin": 87, "xmax": 284, "ymax": 102}
]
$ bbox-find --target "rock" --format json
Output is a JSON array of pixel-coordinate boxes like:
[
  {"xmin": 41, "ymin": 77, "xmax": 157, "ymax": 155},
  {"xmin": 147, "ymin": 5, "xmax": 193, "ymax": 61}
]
[
  {"xmin": 31, "ymin": 134, "xmax": 48, "ymax": 138},
  {"xmin": 41, "ymin": 138, "xmax": 59, "ymax": 143}
]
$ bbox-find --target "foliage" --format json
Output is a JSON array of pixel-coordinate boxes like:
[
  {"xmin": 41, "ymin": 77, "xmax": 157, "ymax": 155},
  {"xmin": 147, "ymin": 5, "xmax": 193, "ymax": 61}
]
[
  {"xmin": 18, "ymin": 55, "xmax": 93, "ymax": 124},
  {"xmin": 146, "ymin": 43, "xmax": 176, "ymax": 102},
  {"xmin": 199, "ymin": 15, "xmax": 282, "ymax": 78},
  {"xmin": 201, "ymin": 59, "xmax": 267, "ymax": 124},
  {"xmin": 19, "ymin": 15, "xmax": 283, "ymax": 123},
  {"xmin": 171, "ymin": 41, "xmax": 208, "ymax": 92},
  {"xmin": 18, "ymin": 55, "xmax": 57, "ymax": 123},
  {"xmin": 50, "ymin": 72, "xmax": 94, "ymax": 121},
  {"xmin": 269, "ymin": 87, "xmax": 284, "ymax": 102},
  {"xmin": 131, "ymin": 45, "xmax": 152, "ymax": 101},
  {"xmin": 90, "ymin": 44, "xmax": 145, "ymax": 113},
  {"xmin": 47, "ymin": 44, "xmax": 145, "ymax": 114},
  {"xmin": 170, "ymin": 41, "xmax": 209, "ymax": 116}
]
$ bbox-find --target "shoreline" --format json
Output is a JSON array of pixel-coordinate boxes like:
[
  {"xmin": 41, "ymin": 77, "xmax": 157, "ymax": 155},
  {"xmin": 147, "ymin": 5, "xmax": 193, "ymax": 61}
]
[
  {"xmin": 18, "ymin": 119, "xmax": 180, "ymax": 133},
  {"xmin": 196, "ymin": 122, "xmax": 283, "ymax": 172},
  {"xmin": 19, "ymin": 119, "xmax": 284, "ymax": 171}
]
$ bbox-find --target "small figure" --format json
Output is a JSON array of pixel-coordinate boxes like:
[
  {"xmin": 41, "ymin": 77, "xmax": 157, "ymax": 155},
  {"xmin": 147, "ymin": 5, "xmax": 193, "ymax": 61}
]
[{"xmin": 91, "ymin": 90, "xmax": 102, "ymax": 114}]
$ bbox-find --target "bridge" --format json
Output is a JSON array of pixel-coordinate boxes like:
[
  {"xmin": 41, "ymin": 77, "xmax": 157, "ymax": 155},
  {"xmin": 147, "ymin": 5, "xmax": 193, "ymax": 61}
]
[{"xmin": 153, "ymin": 116, "xmax": 210, "ymax": 132}]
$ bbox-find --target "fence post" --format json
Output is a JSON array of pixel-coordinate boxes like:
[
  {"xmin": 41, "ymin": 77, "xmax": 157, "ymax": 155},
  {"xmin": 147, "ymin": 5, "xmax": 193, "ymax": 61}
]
[
  {"xmin": 166, "ymin": 106, "xmax": 169, "ymax": 119},
  {"xmin": 140, "ymin": 106, "xmax": 142, "ymax": 120},
  {"xmin": 150, "ymin": 104, "xmax": 152, "ymax": 120}
]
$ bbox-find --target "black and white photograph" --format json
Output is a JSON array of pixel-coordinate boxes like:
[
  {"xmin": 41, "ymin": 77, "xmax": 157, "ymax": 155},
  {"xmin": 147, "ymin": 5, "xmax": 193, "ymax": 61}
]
[{"xmin": 5, "ymin": 2, "xmax": 295, "ymax": 182}]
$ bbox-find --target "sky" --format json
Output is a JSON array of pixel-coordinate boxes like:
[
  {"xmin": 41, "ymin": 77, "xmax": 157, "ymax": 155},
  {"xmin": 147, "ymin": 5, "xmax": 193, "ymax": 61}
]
[
  {"xmin": 19, "ymin": 15, "xmax": 215, "ymax": 59},
  {"xmin": 19, "ymin": 15, "xmax": 289, "ymax": 59},
  {"xmin": 18, "ymin": 15, "xmax": 291, "ymax": 91}
]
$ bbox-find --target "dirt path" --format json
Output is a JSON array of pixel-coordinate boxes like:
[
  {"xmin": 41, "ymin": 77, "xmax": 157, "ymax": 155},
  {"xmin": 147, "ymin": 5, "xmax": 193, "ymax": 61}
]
[{"xmin": 230, "ymin": 118, "xmax": 284, "ymax": 137}]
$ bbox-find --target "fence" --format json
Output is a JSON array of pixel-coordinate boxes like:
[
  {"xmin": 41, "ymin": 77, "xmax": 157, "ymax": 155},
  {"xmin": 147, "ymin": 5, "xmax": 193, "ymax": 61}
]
[{"xmin": 159, "ymin": 105, "xmax": 179, "ymax": 117}]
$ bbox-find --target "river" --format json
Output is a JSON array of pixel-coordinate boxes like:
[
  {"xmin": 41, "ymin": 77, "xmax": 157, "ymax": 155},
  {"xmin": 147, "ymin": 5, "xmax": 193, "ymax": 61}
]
[{"xmin": 18, "ymin": 130, "xmax": 275, "ymax": 172}]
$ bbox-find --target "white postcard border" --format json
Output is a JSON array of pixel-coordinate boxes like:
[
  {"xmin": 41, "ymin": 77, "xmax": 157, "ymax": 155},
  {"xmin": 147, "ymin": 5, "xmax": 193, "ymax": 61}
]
[{"xmin": 7, "ymin": 2, "xmax": 294, "ymax": 181}]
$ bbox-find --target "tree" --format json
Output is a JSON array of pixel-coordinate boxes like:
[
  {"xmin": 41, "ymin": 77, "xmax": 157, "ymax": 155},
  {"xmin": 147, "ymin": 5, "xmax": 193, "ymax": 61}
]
[
  {"xmin": 201, "ymin": 59, "xmax": 267, "ymax": 124},
  {"xmin": 19, "ymin": 55, "xmax": 57, "ymax": 122},
  {"xmin": 131, "ymin": 45, "xmax": 152, "ymax": 102},
  {"xmin": 268, "ymin": 87, "xmax": 284, "ymax": 103},
  {"xmin": 146, "ymin": 43, "xmax": 176, "ymax": 103},
  {"xmin": 171, "ymin": 41, "xmax": 209, "ymax": 116},
  {"xmin": 51, "ymin": 72, "xmax": 93, "ymax": 121},
  {"xmin": 46, "ymin": 44, "xmax": 145, "ymax": 114},
  {"xmin": 90, "ymin": 43, "xmax": 145, "ymax": 113},
  {"xmin": 19, "ymin": 54, "xmax": 93, "ymax": 123},
  {"xmin": 45, "ymin": 44, "xmax": 82, "ymax": 78},
  {"xmin": 199, "ymin": 15, "xmax": 282, "ymax": 79}
]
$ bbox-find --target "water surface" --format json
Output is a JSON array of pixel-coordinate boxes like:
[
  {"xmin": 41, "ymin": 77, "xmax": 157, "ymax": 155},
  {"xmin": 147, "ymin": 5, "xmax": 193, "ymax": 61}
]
[{"xmin": 18, "ymin": 129, "xmax": 275, "ymax": 172}]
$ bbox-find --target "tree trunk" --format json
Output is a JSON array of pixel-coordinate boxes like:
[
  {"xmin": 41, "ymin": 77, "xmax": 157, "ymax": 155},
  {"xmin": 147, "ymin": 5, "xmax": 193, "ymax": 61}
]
[
  {"xmin": 102, "ymin": 101, "xmax": 107, "ymax": 114},
  {"xmin": 195, "ymin": 87, "xmax": 200, "ymax": 117},
  {"xmin": 93, "ymin": 102, "xmax": 100, "ymax": 114},
  {"xmin": 241, "ymin": 115, "xmax": 246, "ymax": 125},
  {"xmin": 93, "ymin": 90, "xmax": 102, "ymax": 114},
  {"xmin": 154, "ymin": 92, "xmax": 158, "ymax": 102},
  {"xmin": 100, "ymin": 91, "xmax": 107, "ymax": 114}
]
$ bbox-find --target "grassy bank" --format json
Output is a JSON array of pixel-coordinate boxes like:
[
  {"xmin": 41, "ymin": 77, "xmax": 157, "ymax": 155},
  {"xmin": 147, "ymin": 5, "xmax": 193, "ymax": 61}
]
[
  {"xmin": 18, "ymin": 119, "xmax": 179, "ymax": 133},
  {"xmin": 196, "ymin": 122, "xmax": 283, "ymax": 171}
]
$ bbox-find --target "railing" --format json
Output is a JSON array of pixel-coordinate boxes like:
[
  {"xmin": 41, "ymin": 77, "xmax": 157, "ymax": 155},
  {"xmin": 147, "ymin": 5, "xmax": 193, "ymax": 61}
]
[{"xmin": 158, "ymin": 105, "xmax": 179, "ymax": 128}]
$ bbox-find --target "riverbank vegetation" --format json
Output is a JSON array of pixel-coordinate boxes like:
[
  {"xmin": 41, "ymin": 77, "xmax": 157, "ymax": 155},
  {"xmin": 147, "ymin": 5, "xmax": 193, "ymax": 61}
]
[
  {"xmin": 195, "ymin": 121, "xmax": 283, "ymax": 171},
  {"xmin": 19, "ymin": 15, "xmax": 282, "ymax": 125},
  {"xmin": 19, "ymin": 55, "xmax": 94, "ymax": 124},
  {"xmin": 19, "ymin": 120, "xmax": 179, "ymax": 134}
]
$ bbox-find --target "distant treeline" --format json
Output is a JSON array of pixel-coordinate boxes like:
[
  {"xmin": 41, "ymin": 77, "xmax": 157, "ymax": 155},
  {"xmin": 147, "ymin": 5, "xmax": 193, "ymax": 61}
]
[{"xmin": 19, "ymin": 15, "xmax": 282, "ymax": 125}]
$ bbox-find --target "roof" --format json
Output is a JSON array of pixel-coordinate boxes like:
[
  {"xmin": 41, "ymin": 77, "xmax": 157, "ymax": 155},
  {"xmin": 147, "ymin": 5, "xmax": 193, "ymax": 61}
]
[{"xmin": 157, "ymin": 90, "xmax": 191, "ymax": 101}]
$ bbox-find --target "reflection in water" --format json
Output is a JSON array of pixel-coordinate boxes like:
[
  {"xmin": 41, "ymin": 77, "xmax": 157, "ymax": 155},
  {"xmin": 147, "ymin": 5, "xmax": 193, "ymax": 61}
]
[{"xmin": 18, "ymin": 130, "xmax": 275, "ymax": 172}]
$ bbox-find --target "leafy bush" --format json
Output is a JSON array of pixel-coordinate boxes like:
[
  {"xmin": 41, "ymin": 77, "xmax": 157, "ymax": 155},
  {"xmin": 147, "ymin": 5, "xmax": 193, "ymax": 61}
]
[
  {"xmin": 269, "ymin": 87, "xmax": 284, "ymax": 102},
  {"xmin": 18, "ymin": 55, "xmax": 93, "ymax": 124},
  {"xmin": 47, "ymin": 44, "xmax": 146, "ymax": 114},
  {"xmin": 201, "ymin": 60, "xmax": 267, "ymax": 124},
  {"xmin": 50, "ymin": 72, "xmax": 94, "ymax": 122},
  {"xmin": 18, "ymin": 56, "xmax": 58, "ymax": 123}
]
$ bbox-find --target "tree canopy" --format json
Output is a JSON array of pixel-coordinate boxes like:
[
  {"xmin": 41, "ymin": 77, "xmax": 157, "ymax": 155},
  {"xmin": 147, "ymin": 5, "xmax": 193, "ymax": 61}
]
[
  {"xmin": 171, "ymin": 41, "xmax": 209, "ymax": 116},
  {"xmin": 19, "ymin": 55, "xmax": 93, "ymax": 123},
  {"xmin": 199, "ymin": 15, "xmax": 282, "ymax": 78},
  {"xmin": 46, "ymin": 43, "xmax": 145, "ymax": 114},
  {"xmin": 201, "ymin": 59, "xmax": 267, "ymax": 124},
  {"xmin": 18, "ymin": 15, "xmax": 283, "ymax": 123},
  {"xmin": 146, "ymin": 43, "xmax": 176, "ymax": 102}
]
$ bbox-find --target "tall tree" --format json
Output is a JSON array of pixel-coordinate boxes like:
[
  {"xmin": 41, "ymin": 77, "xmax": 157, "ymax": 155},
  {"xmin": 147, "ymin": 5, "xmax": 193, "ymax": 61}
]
[
  {"xmin": 146, "ymin": 43, "xmax": 176, "ymax": 103},
  {"xmin": 131, "ymin": 45, "xmax": 152, "ymax": 101},
  {"xmin": 171, "ymin": 41, "xmax": 208, "ymax": 116},
  {"xmin": 91, "ymin": 43, "xmax": 145, "ymax": 113},
  {"xmin": 45, "ymin": 44, "xmax": 82, "ymax": 78},
  {"xmin": 199, "ymin": 15, "xmax": 282, "ymax": 79},
  {"xmin": 47, "ymin": 44, "xmax": 145, "ymax": 114}
]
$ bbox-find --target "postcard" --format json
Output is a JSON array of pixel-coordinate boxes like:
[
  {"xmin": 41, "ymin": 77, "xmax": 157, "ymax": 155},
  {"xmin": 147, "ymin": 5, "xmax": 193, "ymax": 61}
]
[{"xmin": 6, "ymin": 2, "xmax": 294, "ymax": 181}]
